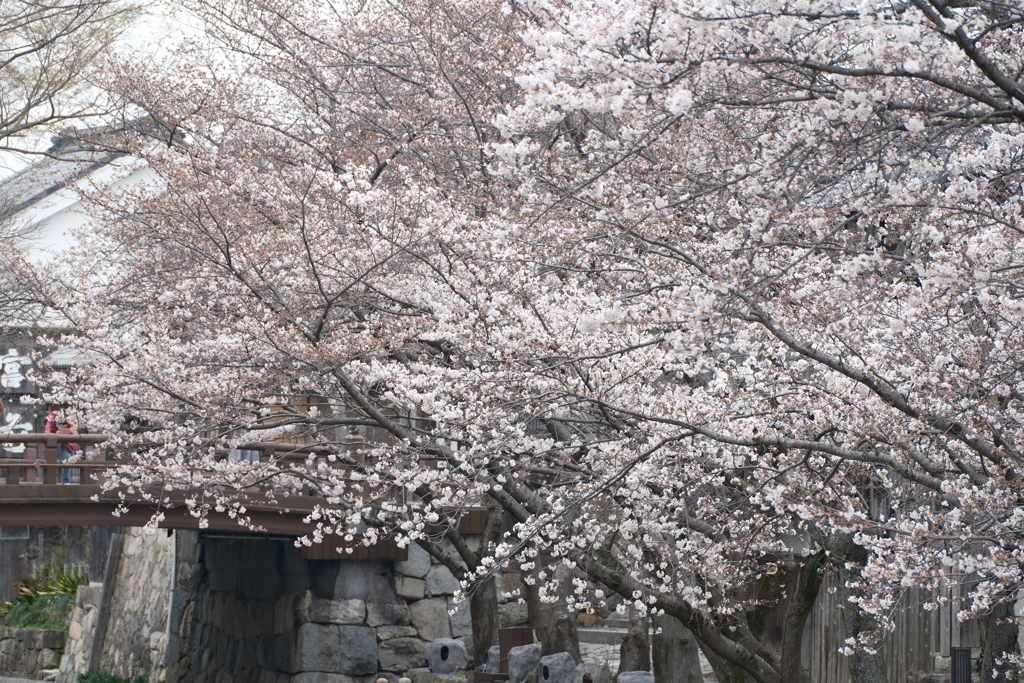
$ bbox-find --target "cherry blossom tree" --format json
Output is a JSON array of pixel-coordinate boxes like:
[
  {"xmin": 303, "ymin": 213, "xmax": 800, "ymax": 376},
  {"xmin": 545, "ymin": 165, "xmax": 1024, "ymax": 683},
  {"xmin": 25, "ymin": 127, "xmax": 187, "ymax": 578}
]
[
  {"xmin": 0, "ymin": 0, "xmax": 140, "ymax": 156},
  {"xmin": 35, "ymin": 0, "xmax": 529, "ymax": 666},
  {"xmin": 476, "ymin": 1, "xmax": 1024, "ymax": 681},
  {"xmin": 24, "ymin": 0, "xmax": 1024, "ymax": 682},
  {"xmin": 0, "ymin": 0, "xmax": 142, "ymax": 323}
]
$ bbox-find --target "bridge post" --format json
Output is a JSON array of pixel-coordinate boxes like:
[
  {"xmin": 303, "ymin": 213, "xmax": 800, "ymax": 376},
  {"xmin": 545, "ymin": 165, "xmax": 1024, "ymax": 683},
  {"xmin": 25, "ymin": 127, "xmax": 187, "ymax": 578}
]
[
  {"xmin": 42, "ymin": 438, "xmax": 58, "ymax": 485},
  {"xmin": 21, "ymin": 439, "xmax": 41, "ymax": 484}
]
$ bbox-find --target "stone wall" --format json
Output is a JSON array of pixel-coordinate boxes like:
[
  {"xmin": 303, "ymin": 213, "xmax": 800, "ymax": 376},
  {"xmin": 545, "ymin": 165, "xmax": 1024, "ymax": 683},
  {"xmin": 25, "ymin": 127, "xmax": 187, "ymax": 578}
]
[
  {"xmin": 58, "ymin": 528, "xmax": 175, "ymax": 683},
  {"xmin": 164, "ymin": 535, "xmax": 307, "ymax": 683},
  {"xmin": 58, "ymin": 583, "xmax": 101, "ymax": 682},
  {"xmin": 166, "ymin": 537, "xmax": 482, "ymax": 683},
  {"xmin": 60, "ymin": 526, "xmax": 502, "ymax": 683},
  {"xmin": 100, "ymin": 528, "xmax": 175, "ymax": 679},
  {"xmin": 0, "ymin": 626, "xmax": 66, "ymax": 678}
]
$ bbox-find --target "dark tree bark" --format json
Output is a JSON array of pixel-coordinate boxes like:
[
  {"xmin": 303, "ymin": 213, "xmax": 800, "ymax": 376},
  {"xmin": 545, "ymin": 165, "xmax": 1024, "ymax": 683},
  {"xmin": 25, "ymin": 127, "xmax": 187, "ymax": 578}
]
[
  {"xmin": 653, "ymin": 613, "xmax": 703, "ymax": 683},
  {"xmin": 469, "ymin": 498, "xmax": 506, "ymax": 666},
  {"xmin": 830, "ymin": 534, "xmax": 889, "ymax": 683},
  {"xmin": 980, "ymin": 595, "xmax": 1019, "ymax": 683},
  {"xmin": 619, "ymin": 607, "xmax": 651, "ymax": 674},
  {"xmin": 691, "ymin": 554, "xmax": 822, "ymax": 683},
  {"xmin": 552, "ymin": 614, "xmax": 582, "ymax": 660},
  {"xmin": 527, "ymin": 561, "xmax": 582, "ymax": 660},
  {"xmin": 471, "ymin": 574, "xmax": 501, "ymax": 666},
  {"xmin": 779, "ymin": 552, "xmax": 825, "ymax": 683},
  {"xmin": 412, "ymin": 499, "xmax": 505, "ymax": 667}
]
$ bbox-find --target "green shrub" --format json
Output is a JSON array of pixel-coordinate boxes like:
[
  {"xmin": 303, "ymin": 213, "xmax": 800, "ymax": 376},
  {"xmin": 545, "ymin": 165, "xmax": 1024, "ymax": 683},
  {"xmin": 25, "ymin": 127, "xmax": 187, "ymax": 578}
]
[
  {"xmin": 79, "ymin": 672, "xmax": 148, "ymax": 683},
  {"xmin": 3, "ymin": 592, "xmax": 76, "ymax": 630},
  {"xmin": 1, "ymin": 563, "xmax": 87, "ymax": 630}
]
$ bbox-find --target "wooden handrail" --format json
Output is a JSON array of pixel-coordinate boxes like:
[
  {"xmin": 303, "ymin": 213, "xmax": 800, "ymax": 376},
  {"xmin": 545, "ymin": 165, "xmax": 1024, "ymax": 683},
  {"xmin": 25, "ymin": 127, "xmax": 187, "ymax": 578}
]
[
  {"xmin": 0, "ymin": 436, "xmax": 482, "ymax": 547},
  {"xmin": 0, "ymin": 434, "xmax": 349, "ymax": 452},
  {"xmin": 0, "ymin": 433, "xmax": 375, "ymax": 486},
  {"xmin": 0, "ymin": 433, "xmax": 108, "ymax": 444},
  {"xmin": 0, "ymin": 460, "xmax": 112, "ymax": 467}
]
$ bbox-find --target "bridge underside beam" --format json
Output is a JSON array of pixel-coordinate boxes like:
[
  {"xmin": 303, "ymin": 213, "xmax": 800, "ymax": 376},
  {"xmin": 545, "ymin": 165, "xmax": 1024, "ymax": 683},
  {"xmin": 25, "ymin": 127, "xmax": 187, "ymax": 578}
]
[
  {"xmin": 0, "ymin": 501, "xmax": 317, "ymax": 535},
  {"xmin": 0, "ymin": 484, "xmax": 486, "ymax": 561},
  {"xmin": 0, "ymin": 501, "xmax": 411, "ymax": 560}
]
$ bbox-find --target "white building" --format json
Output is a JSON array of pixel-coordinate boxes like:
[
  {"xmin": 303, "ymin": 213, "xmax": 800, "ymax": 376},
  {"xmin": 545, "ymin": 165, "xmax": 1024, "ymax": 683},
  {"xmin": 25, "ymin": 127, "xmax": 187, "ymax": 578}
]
[{"xmin": 1, "ymin": 133, "xmax": 155, "ymax": 257}]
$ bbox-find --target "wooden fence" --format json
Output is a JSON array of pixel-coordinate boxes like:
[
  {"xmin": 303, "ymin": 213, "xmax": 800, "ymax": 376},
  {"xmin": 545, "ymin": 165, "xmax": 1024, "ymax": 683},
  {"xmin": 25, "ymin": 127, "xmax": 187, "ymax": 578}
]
[{"xmin": 784, "ymin": 575, "xmax": 981, "ymax": 682}]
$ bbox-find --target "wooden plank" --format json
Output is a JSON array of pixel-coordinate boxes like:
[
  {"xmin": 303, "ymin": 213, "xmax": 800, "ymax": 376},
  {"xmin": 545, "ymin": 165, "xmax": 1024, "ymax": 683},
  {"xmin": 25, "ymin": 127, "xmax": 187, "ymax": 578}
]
[
  {"xmin": 458, "ymin": 508, "xmax": 488, "ymax": 535},
  {"xmin": 498, "ymin": 627, "xmax": 534, "ymax": 673},
  {"xmin": 794, "ymin": 575, "xmax": 989, "ymax": 682},
  {"xmin": 940, "ymin": 580, "xmax": 951, "ymax": 657},
  {"xmin": 470, "ymin": 673, "xmax": 508, "ymax": 683},
  {"xmin": 0, "ymin": 433, "xmax": 107, "ymax": 444},
  {"xmin": 0, "ymin": 500, "xmax": 355, "ymax": 536},
  {"xmin": 88, "ymin": 525, "xmax": 125, "ymax": 581},
  {"xmin": 0, "ymin": 526, "xmax": 30, "ymax": 604},
  {"xmin": 0, "ymin": 460, "xmax": 109, "ymax": 467}
]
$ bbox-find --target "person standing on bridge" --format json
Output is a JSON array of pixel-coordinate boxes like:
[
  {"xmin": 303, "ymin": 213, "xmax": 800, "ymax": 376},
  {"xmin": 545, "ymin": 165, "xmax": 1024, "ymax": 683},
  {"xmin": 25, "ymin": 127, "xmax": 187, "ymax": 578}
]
[{"xmin": 45, "ymin": 409, "xmax": 78, "ymax": 484}]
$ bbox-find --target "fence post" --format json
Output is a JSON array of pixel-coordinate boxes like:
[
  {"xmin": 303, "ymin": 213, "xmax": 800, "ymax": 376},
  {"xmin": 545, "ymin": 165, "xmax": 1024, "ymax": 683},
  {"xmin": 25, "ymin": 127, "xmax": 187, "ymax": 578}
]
[{"xmin": 43, "ymin": 441, "xmax": 58, "ymax": 485}]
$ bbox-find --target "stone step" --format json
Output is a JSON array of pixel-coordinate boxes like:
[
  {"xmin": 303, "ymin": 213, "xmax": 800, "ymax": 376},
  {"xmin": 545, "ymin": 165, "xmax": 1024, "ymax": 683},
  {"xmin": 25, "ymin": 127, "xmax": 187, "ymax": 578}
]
[
  {"xmin": 603, "ymin": 618, "xmax": 631, "ymax": 630},
  {"xmin": 577, "ymin": 627, "xmax": 628, "ymax": 645},
  {"xmin": 577, "ymin": 620, "xmax": 653, "ymax": 644}
]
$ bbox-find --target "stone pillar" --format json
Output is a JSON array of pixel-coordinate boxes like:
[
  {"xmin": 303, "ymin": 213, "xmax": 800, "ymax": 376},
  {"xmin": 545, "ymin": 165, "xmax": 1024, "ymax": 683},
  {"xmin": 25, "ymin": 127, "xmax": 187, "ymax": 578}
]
[{"xmin": 163, "ymin": 530, "xmax": 201, "ymax": 682}]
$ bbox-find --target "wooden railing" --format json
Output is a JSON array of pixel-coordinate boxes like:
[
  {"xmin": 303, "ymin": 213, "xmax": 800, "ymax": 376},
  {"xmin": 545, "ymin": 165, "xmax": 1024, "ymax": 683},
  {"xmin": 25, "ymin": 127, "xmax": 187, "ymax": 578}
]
[
  {"xmin": 0, "ymin": 433, "xmax": 481, "ymax": 557},
  {"xmin": 0, "ymin": 432, "xmax": 110, "ymax": 485},
  {"xmin": 0, "ymin": 433, "xmax": 377, "ymax": 487}
]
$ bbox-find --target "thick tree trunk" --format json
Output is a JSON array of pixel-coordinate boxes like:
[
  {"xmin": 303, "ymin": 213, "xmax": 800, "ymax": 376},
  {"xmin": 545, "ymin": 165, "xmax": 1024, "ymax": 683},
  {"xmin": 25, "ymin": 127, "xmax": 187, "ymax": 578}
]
[
  {"xmin": 619, "ymin": 607, "xmax": 650, "ymax": 674},
  {"xmin": 469, "ymin": 499, "xmax": 507, "ymax": 666},
  {"xmin": 527, "ymin": 562, "xmax": 582, "ymax": 660},
  {"xmin": 653, "ymin": 613, "xmax": 703, "ymax": 683},
  {"xmin": 830, "ymin": 535, "xmax": 888, "ymax": 683},
  {"xmin": 573, "ymin": 538, "xmax": 783, "ymax": 682},
  {"xmin": 980, "ymin": 596, "xmax": 1019, "ymax": 683},
  {"xmin": 747, "ymin": 568, "xmax": 790, "ymax": 645},
  {"xmin": 779, "ymin": 552, "xmax": 824, "ymax": 683},
  {"xmin": 700, "ymin": 643, "xmax": 749, "ymax": 683},
  {"xmin": 716, "ymin": 658, "xmax": 751, "ymax": 683},
  {"xmin": 471, "ymin": 574, "xmax": 501, "ymax": 667}
]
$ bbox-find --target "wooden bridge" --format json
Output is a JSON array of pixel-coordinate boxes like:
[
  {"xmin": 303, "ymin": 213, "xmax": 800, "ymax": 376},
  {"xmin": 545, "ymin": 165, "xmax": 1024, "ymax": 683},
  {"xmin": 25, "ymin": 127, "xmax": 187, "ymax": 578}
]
[{"xmin": 0, "ymin": 433, "xmax": 432, "ymax": 560}]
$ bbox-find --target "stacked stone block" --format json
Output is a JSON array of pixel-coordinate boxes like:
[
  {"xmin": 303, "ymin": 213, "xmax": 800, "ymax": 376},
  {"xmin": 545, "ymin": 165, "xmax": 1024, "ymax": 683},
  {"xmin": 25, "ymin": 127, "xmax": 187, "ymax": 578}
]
[
  {"xmin": 390, "ymin": 544, "xmax": 473, "ymax": 664},
  {"xmin": 59, "ymin": 532, "xmax": 492, "ymax": 683},
  {"xmin": 57, "ymin": 583, "xmax": 100, "ymax": 682},
  {"xmin": 167, "ymin": 537, "xmax": 476, "ymax": 683},
  {"xmin": 0, "ymin": 626, "xmax": 66, "ymax": 678},
  {"xmin": 102, "ymin": 528, "xmax": 175, "ymax": 679}
]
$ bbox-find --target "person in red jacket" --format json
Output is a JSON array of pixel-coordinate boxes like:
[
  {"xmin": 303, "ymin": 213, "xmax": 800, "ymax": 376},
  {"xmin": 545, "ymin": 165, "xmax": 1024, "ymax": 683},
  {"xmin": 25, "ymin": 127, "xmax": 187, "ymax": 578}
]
[{"xmin": 45, "ymin": 410, "xmax": 78, "ymax": 484}]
